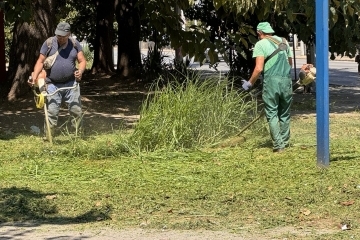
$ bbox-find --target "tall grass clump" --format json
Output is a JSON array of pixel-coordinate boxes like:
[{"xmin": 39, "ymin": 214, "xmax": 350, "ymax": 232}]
[
  {"xmin": 82, "ymin": 44, "xmax": 94, "ymax": 69},
  {"xmin": 130, "ymin": 73, "xmax": 260, "ymax": 151}
]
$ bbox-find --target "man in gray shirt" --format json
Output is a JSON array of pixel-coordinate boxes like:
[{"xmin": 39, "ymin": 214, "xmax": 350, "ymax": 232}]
[{"xmin": 30, "ymin": 22, "xmax": 86, "ymax": 140}]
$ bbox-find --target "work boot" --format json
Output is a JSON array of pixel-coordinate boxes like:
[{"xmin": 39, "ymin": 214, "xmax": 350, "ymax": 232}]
[{"xmin": 273, "ymin": 148, "xmax": 284, "ymax": 153}]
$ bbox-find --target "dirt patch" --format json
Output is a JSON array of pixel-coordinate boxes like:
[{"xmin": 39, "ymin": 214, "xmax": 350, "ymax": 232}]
[{"xmin": 0, "ymin": 221, "xmax": 341, "ymax": 240}]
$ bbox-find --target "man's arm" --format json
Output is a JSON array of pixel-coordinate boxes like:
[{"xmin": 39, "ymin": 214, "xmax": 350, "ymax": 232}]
[
  {"xmin": 74, "ymin": 51, "xmax": 86, "ymax": 81},
  {"xmin": 288, "ymin": 57, "xmax": 293, "ymax": 68},
  {"xmin": 30, "ymin": 54, "xmax": 46, "ymax": 84},
  {"xmin": 77, "ymin": 51, "xmax": 86, "ymax": 72},
  {"xmin": 248, "ymin": 56, "xmax": 264, "ymax": 85}
]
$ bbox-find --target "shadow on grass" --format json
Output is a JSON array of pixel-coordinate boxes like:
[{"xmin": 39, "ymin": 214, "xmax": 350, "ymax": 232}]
[
  {"xmin": 331, "ymin": 155, "xmax": 359, "ymax": 162},
  {"xmin": 0, "ymin": 89, "xmax": 145, "ymax": 138},
  {"xmin": 0, "ymin": 132, "xmax": 16, "ymax": 141},
  {"xmin": 255, "ymin": 139, "xmax": 273, "ymax": 149},
  {"xmin": 0, "ymin": 187, "xmax": 111, "ymax": 225}
]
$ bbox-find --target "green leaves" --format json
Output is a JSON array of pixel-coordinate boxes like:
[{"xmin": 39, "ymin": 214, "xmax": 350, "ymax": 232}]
[
  {"xmin": 330, "ymin": 7, "xmax": 337, "ymax": 26},
  {"xmin": 213, "ymin": 0, "xmax": 258, "ymax": 14},
  {"xmin": 2, "ymin": 0, "xmax": 34, "ymax": 22}
]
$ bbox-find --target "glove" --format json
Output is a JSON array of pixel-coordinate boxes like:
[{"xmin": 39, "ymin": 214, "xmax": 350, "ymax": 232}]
[{"xmin": 241, "ymin": 80, "xmax": 252, "ymax": 91}]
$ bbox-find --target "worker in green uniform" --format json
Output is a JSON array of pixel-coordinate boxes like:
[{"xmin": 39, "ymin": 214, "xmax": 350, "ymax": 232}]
[{"xmin": 242, "ymin": 22, "xmax": 293, "ymax": 152}]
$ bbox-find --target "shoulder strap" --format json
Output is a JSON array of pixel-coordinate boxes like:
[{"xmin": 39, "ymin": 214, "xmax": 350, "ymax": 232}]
[
  {"xmin": 69, "ymin": 37, "xmax": 78, "ymax": 51},
  {"xmin": 264, "ymin": 37, "xmax": 287, "ymax": 64},
  {"xmin": 45, "ymin": 37, "xmax": 54, "ymax": 56},
  {"xmin": 46, "ymin": 36, "xmax": 78, "ymax": 56},
  {"xmin": 266, "ymin": 36, "xmax": 281, "ymax": 46}
]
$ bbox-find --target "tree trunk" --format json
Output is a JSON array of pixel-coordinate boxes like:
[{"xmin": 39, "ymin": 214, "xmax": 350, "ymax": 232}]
[
  {"xmin": 115, "ymin": 0, "xmax": 141, "ymax": 78},
  {"xmin": 91, "ymin": 0, "xmax": 115, "ymax": 74},
  {"xmin": 174, "ymin": 5, "xmax": 183, "ymax": 64},
  {"xmin": 0, "ymin": 3, "xmax": 6, "ymax": 82},
  {"xmin": 4, "ymin": 0, "xmax": 57, "ymax": 101}
]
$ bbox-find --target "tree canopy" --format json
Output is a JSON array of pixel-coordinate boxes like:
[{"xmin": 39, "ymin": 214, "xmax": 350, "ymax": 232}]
[{"xmin": 1, "ymin": 0, "xmax": 360, "ymax": 100}]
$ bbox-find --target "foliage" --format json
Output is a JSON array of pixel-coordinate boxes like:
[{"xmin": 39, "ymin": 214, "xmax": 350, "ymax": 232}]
[
  {"xmin": 141, "ymin": 47, "xmax": 172, "ymax": 82},
  {"xmin": 184, "ymin": 0, "xmax": 258, "ymax": 78},
  {"xmin": 182, "ymin": 0, "xmax": 360, "ymax": 77},
  {"xmin": 2, "ymin": 0, "xmax": 360, "ymax": 98},
  {"xmin": 130, "ymin": 74, "xmax": 258, "ymax": 151},
  {"xmin": 3, "ymin": 21, "xmax": 13, "ymax": 62},
  {"xmin": 1, "ymin": 0, "xmax": 34, "ymax": 22},
  {"xmin": 211, "ymin": 0, "xmax": 360, "ymax": 57},
  {"xmin": 65, "ymin": 0, "xmax": 98, "ymax": 47},
  {"xmin": 1, "ymin": 0, "xmax": 66, "ymax": 22}
]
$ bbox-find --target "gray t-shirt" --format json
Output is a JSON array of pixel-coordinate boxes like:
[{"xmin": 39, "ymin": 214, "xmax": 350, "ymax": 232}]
[{"xmin": 40, "ymin": 37, "xmax": 83, "ymax": 83}]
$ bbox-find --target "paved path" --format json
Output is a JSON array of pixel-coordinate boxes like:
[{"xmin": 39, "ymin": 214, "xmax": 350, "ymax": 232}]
[
  {"xmin": 182, "ymin": 48, "xmax": 359, "ymax": 87},
  {"xmin": 0, "ymin": 221, "xmax": 337, "ymax": 240}
]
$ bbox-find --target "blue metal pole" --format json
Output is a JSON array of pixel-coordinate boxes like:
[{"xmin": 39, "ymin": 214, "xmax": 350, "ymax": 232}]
[{"xmin": 316, "ymin": 0, "xmax": 329, "ymax": 167}]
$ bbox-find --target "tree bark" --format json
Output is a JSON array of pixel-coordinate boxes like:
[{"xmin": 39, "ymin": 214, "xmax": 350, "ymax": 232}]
[
  {"xmin": 0, "ymin": 3, "xmax": 6, "ymax": 82},
  {"xmin": 174, "ymin": 5, "xmax": 183, "ymax": 64},
  {"xmin": 91, "ymin": 0, "xmax": 115, "ymax": 74},
  {"xmin": 115, "ymin": 0, "xmax": 141, "ymax": 78},
  {"xmin": 4, "ymin": 0, "xmax": 57, "ymax": 101}
]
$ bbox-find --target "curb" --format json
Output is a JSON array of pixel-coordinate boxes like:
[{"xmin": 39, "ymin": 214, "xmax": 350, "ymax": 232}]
[
  {"xmin": 141, "ymin": 49, "xmax": 356, "ymax": 62},
  {"xmin": 295, "ymin": 55, "xmax": 355, "ymax": 62}
]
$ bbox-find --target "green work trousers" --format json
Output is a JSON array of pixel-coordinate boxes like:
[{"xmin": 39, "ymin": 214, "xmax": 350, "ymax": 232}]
[{"xmin": 262, "ymin": 76, "xmax": 293, "ymax": 150}]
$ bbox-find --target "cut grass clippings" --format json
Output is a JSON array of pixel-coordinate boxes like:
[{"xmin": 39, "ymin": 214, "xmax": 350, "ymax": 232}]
[{"xmin": 1, "ymin": 113, "xmax": 360, "ymax": 239}]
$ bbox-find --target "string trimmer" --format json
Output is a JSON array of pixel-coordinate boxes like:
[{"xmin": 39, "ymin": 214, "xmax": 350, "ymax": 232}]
[
  {"xmin": 29, "ymin": 72, "xmax": 78, "ymax": 145},
  {"xmin": 213, "ymin": 64, "xmax": 316, "ymax": 148}
]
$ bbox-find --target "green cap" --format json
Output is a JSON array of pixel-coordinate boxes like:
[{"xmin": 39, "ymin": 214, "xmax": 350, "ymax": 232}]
[{"xmin": 257, "ymin": 22, "xmax": 275, "ymax": 34}]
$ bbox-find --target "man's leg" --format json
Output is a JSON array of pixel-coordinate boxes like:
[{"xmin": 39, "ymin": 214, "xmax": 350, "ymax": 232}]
[
  {"xmin": 278, "ymin": 78, "xmax": 293, "ymax": 147},
  {"xmin": 65, "ymin": 84, "xmax": 83, "ymax": 135},
  {"xmin": 45, "ymin": 84, "xmax": 62, "ymax": 139},
  {"xmin": 262, "ymin": 77, "xmax": 284, "ymax": 150}
]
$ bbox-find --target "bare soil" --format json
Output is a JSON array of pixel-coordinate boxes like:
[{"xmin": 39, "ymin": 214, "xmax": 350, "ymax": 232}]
[
  {"xmin": 1, "ymin": 74, "xmax": 359, "ymax": 239},
  {"xmin": 0, "ymin": 221, "xmax": 342, "ymax": 240}
]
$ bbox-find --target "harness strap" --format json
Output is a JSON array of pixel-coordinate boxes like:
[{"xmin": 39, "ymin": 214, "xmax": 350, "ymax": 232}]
[{"xmin": 264, "ymin": 37, "xmax": 287, "ymax": 64}]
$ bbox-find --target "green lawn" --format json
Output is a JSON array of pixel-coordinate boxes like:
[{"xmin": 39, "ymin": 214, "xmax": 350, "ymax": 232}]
[
  {"xmin": 1, "ymin": 112, "xmax": 360, "ymax": 239},
  {"xmin": 1, "ymin": 78, "xmax": 360, "ymax": 239}
]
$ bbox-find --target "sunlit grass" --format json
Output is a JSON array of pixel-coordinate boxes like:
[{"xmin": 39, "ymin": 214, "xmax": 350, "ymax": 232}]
[{"xmin": 130, "ymin": 73, "xmax": 260, "ymax": 151}]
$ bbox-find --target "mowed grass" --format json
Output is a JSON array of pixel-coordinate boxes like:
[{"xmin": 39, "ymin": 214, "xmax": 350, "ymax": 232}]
[
  {"xmin": 1, "ymin": 84, "xmax": 360, "ymax": 239},
  {"xmin": 1, "ymin": 115, "xmax": 360, "ymax": 238}
]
